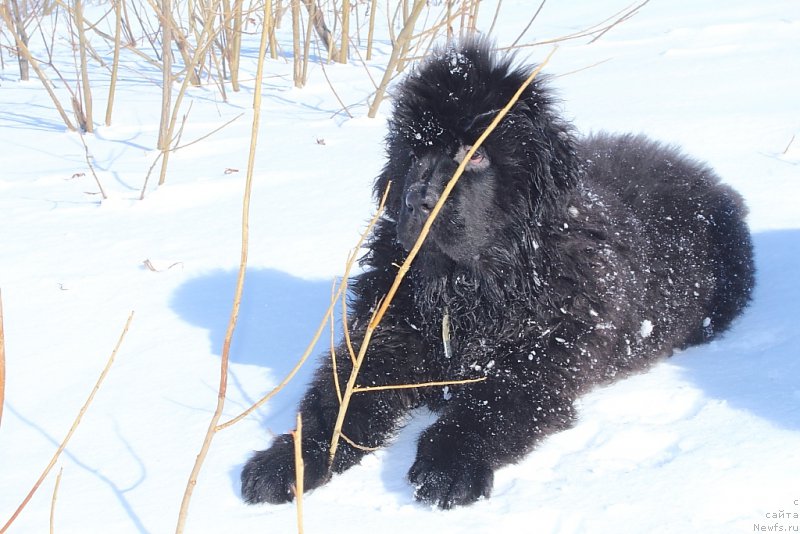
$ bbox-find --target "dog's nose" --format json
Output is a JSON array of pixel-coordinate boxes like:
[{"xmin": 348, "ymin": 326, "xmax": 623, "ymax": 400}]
[{"xmin": 404, "ymin": 185, "xmax": 437, "ymax": 215}]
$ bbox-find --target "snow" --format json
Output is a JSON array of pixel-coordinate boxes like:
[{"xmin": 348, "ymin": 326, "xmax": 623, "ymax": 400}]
[
  {"xmin": 1, "ymin": 0, "xmax": 799, "ymax": 533},
  {"xmin": 639, "ymin": 320, "xmax": 653, "ymax": 339}
]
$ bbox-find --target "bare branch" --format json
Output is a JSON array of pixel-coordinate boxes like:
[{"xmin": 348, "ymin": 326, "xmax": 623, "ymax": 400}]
[
  {"xmin": 292, "ymin": 413, "xmax": 305, "ymax": 534},
  {"xmin": 49, "ymin": 467, "xmax": 64, "ymax": 534},
  {"xmin": 175, "ymin": 2, "xmax": 270, "ymax": 526},
  {"xmin": 0, "ymin": 289, "xmax": 5, "ymax": 430},
  {"xmin": 1, "ymin": 312, "xmax": 134, "ymax": 533}
]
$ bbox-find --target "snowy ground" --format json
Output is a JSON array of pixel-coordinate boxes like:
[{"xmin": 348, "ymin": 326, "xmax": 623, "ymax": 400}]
[{"xmin": 1, "ymin": 1, "xmax": 799, "ymax": 532}]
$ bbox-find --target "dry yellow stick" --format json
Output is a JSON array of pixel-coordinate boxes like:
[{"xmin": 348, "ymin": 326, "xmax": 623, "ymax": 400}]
[
  {"xmin": 367, "ymin": 0, "xmax": 426, "ymax": 118},
  {"xmin": 265, "ymin": 0, "xmax": 278, "ymax": 60},
  {"xmin": 230, "ymin": 0, "xmax": 244, "ymax": 91},
  {"xmin": 352, "ymin": 376, "xmax": 486, "ymax": 394},
  {"xmin": 328, "ymin": 47, "xmax": 557, "ymax": 466},
  {"xmin": 49, "ymin": 467, "xmax": 63, "ymax": 534},
  {"xmin": 0, "ymin": 311, "xmax": 134, "ymax": 534},
  {"xmin": 329, "ymin": 280, "xmax": 343, "ymax": 404},
  {"xmin": 216, "ymin": 184, "xmax": 390, "ymax": 430},
  {"xmin": 0, "ymin": 289, "xmax": 5, "ymax": 429},
  {"xmin": 326, "ymin": 301, "xmax": 381, "ymax": 463},
  {"xmin": 104, "ymin": 0, "xmax": 122, "ymax": 126},
  {"xmin": 154, "ymin": 0, "xmax": 225, "ymax": 188},
  {"xmin": 73, "ymin": 0, "xmax": 94, "ymax": 132},
  {"xmin": 365, "ymin": 0, "xmax": 377, "ymax": 60},
  {"xmin": 292, "ymin": 412, "xmax": 304, "ymax": 534},
  {"xmin": 157, "ymin": 0, "xmax": 172, "ymax": 151},
  {"xmin": 339, "ymin": 0, "xmax": 350, "ymax": 63},
  {"xmin": 173, "ymin": 0, "xmax": 267, "ymax": 528},
  {"xmin": 340, "ymin": 432, "xmax": 381, "ymax": 452},
  {"xmin": 291, "ymin": 0, "xmax": 302, "ymax": 87},
  {"xmin": 301, "ymin": 0, "xmax": 314, "ymax": 84}
]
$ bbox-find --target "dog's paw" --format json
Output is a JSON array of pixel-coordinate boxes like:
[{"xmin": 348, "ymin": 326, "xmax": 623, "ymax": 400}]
[
  {"xmin": 408, "ymin": 455, "xmax": 493, "ymax": 509},
  {"xmin": 407, "ymin": 430, "xmax": 494, "ymax": 509},
  {"xmin": 240, "ymin": 435, "xmax": 298, "ymax": 504},
  {"xmin": 241, "ymin": 435, "xmax": 330, "ymax": 504}
]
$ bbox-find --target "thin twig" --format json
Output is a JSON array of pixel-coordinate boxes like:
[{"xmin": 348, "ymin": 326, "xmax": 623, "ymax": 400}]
[
  {"xmin": 104, "ymin": 0, "xmax": 122, "ymax": 126},
  {"xmin": 329, "ymin": 279, "xmax": 343, "ymax": 404},
  {"xmin": 554, "ymin": 57, "xmax": 613, "ymax": 78},
  {"xmin": 352, "ymin": 376, "xmax": 486, "ymax": 394},
  {"xmin": 140, "ymin": 151, "xmax": 164, "ymax": 201},
  {"xmin": 73, "ymin": 0, "xmax": 94, "ymax": 132},
  {"xmin": 292, "ymin": 413, "xmax": 304, "ymax": 534},
  {"xmin": 498, "ymin": 0, "xmax": 650, "ymax": 51},
  {"xmin": 170, "ymin": 113, "xmax": 244, "ymax": 151},
  {"xmin": 77, "ymin": 129, "xmax": 108, "ymax": 199},
  {"xmin": 347, "ymin": 33, "xmax": 378, "ymax": 90},
  {"xmin": 783, "ymin": 134, "xmax": 796, "ymax": 155},
  {"xmin": 217, "ymin": 183, "xmax": 391, "ymax": 430},
  {"xmin": 365, "ymin": 0, "xmax": 377, "ymax": 60},
  {"xmin": 49, "ymin": 467, "xmax": 63, "ymax": 534},
  {"xmin": 367, "ymin": 0, "xmax": 426, "ymax": 118},
  {"xmin": 587, "ymin": 0, "xmax": 648, "ymax": 44},
  {"xmin": 156, "ymin": 0, "xmax": 171, "ymax": 149},
  {"xmin": 317, "ymin": 46, "xmax": 354, "ymax": 119},
  {"xmin": 0, "ymin": 289, "xmax": 5, "ymax": 429},
  {"xmin": 1, "ymin": 311, "xmax": 134, "ymax": 534},
  {"xmin": 486, "ymin": 0, "xmax": 503, "ymax": 37},
  {"xmin": 509, "ymin": 0, "xmax": 545, "ymax": 49},
  {"xmin": 340, "ymin": 432, "xmax": 381, "ymax": 452},
  {"xmin": 173, "ymin": 0, "xmax": 267, "ymax": 527}
]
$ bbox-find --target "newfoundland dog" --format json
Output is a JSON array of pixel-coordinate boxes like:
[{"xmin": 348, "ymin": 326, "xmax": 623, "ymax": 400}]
[{"xmin": 241, "ymin": 40, "xmax": 754, "ymax": 509}]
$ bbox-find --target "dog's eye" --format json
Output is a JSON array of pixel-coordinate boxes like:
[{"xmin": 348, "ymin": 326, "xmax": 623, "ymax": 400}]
[{"xmin": 456, "ymin": 145, "xmax": 490, "ymax": 170}]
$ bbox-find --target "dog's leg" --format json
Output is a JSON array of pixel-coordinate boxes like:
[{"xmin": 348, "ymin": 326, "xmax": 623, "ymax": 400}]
[
  {"xmin": 241, "ymin": 326, "xmax": 425, "ymax": 504},
  {"xmin": 408, "ymin": 367, "xmax": 577, "ymax": 508}
]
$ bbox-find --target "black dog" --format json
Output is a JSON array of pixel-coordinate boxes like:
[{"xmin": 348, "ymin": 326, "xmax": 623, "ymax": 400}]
[{"xmin": 241, "ymin": 40, "xmax": 755, "ymax": 509}]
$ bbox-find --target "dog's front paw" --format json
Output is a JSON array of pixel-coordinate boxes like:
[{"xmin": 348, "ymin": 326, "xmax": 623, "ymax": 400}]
[
  {"xmin": 407, "ymin": 430, "xmax": 493, "ymax": 509},
  {"xmin": 241, "ymin": 434, "xmax": 329, "ymax": 504}
]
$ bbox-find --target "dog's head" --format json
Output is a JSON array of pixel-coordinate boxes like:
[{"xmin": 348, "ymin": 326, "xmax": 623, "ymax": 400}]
[{"xmin": 375, "ymin": 40, "xmax": 577, "ymax": 267}]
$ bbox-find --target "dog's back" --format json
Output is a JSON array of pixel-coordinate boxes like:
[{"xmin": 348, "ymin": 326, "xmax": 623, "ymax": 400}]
[{"xmin": 579, "ymin": 132, "xmax": 755, "ymax": 347}]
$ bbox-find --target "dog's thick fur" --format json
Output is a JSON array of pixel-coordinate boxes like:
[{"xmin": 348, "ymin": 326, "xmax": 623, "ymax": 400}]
[{"xmin": 241, "ymin": 41, "xmax": 755, "ymax": 509}]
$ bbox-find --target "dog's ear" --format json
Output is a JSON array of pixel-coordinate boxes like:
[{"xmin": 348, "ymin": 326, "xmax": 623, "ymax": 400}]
[
  {"xmin": 507, "ymin": 100, "xmax": 536, "ymax": 131},
  {"xmin": 374, "ymin": 137, "xmax": 412, "ymax": 217}
]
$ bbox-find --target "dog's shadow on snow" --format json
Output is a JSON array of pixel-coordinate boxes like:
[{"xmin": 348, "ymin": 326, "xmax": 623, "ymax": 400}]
[
  {"xmin": 673, "ymin": 229, "xmax": 800, "ymax": 430},
  {"xmin": 170, "ymin": 267, "xmax": 421, "ymax": 500},
  {"xmin": 170, "ymin": 229, "xmax": 800, "ymax": 499},
  {"xmin": 171, "ymin": 268, "xmax": 337, "ymax": 425},
  {"xmin": 170, "ymin": 268, "xmax": 342, "ymax": 498}
]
